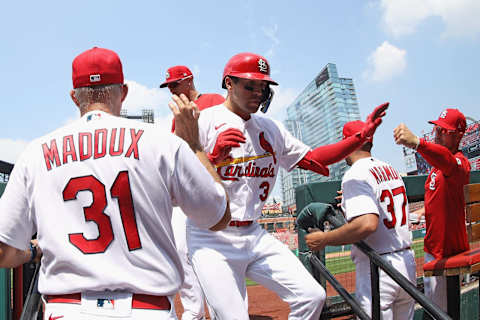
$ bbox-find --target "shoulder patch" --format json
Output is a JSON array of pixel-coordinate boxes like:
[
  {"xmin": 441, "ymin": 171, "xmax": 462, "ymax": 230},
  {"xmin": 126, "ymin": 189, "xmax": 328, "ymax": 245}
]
[{"xmin": 456, "ymin": 157, "xmax": 462, "ymax": 166}]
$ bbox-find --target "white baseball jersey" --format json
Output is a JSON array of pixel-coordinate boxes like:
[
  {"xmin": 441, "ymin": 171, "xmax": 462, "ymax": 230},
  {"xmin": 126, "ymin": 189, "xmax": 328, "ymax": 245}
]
[
  {"xmin": 198, "ymin": 104, "xmax": 309, "ymax": 221},
  {"xmin": 341, "ymin": 157, "xmax": 412, "ymax": 257},
  {"xmin": 0, "ymin": 110, "xmax": 226, "ymax": 296}
]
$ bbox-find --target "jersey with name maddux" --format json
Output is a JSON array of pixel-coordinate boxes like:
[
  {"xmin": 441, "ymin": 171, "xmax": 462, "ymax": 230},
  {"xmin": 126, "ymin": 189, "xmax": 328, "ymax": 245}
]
[
  {"xmin": 341, "ymin": 157, "xmax": 412, "ymax": 257},
  {"xmin": 0, "ymin": 111, "xmax": 226, "ymax": 295},
  {"xmin": 198, "ymin": 105, "xmax": 309, "ymax": 221}
]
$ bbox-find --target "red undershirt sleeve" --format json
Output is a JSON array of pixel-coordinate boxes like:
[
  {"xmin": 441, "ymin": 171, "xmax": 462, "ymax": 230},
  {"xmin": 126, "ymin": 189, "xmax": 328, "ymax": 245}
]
[
  {"xmin": 296, "ymin": 133, "xmax": 368, "ymax": 176},
  {"xmin": 308, "ymin": 134, "xmax": 366, "ymax": 165}
]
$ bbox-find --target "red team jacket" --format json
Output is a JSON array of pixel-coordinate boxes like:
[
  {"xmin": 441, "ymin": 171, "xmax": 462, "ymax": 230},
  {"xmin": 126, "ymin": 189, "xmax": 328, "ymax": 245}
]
[{"xmin": 418, "ymin": 139, "xmax": 471, "ymax": 259}]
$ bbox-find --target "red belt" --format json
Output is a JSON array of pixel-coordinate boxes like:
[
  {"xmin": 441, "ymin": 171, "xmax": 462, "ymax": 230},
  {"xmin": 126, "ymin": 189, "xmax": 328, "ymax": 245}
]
[
  {"xmin": 229, "ymin": 220, "xmax": 253, "ymax": 227},
  {"xmin": 45, "ymin": 293, "xmax": 170, "ymax": 310}
]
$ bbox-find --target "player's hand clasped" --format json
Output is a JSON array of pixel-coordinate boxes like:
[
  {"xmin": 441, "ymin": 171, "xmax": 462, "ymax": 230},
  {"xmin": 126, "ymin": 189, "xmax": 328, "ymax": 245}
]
[
  {"xmin": 169, "ymin": 94, "xmax": 202, "ymax": 151},
  {"xmin": 393, "ymin": 123, "xmax": 420, "ymax": 149},
  {"xmin": 305, "ymin": 229, "xmax": 328, "ymax": 251},
  {"xmin": 360, "ymin": 102, "xmax": 389, "ymax": 139},
  {"xmin": 208, "ymin": 128, "xmax": 246, "ymax": 165}
]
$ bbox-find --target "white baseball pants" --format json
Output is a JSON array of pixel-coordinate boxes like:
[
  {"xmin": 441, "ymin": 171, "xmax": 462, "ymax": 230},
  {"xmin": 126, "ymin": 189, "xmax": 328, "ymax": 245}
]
[
  {"xmin": 42, "ymin": 293, "xmax": 177, "ymax": 320},
  {"xmin": 187, "ymin": 222, "xmax": 325, "ymax": 320},
  {"xmin": 353, "ymin": 249, "xmax": 416, "ymax": 320},
  {"xmin": 171, "ymin": 208, "xmax": 206, "ymax": 320},
  {"xmin": 423, "ymin": 252, "xmax": 448, "ymax": 313}
]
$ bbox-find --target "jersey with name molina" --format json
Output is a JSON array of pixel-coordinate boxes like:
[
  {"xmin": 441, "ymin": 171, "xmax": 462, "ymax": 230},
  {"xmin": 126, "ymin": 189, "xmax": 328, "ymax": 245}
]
[
  {"xmin": 0, "ymin": 110, "xmax": 226, "ymax": 295},
  {"xmin": 341, "ymin": 157, "xmax": 412, "ymax": 258},
  {"xmin": 198, "ymin": 105, "xmax": 310, "ymax": 221}
]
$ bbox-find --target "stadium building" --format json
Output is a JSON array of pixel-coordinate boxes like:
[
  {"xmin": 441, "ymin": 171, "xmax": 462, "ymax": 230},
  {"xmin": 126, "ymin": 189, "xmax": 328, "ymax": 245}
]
[{"xmin": 280, "ymin": 63, "xmax": 361, "ymax": 214}]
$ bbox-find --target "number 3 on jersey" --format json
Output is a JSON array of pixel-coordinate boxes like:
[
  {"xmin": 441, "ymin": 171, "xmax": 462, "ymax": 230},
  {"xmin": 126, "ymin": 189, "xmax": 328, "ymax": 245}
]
[
  {"xmin": 63, "ymin": 171, "xmax": 142, "ymax": 254},
  {"xmin": 259, "ymin": 181, "xmax": 270, "ymax": 201},
  {"xmin": 380, "ymin": 186, "xmax": 407, "ymax": 229}
]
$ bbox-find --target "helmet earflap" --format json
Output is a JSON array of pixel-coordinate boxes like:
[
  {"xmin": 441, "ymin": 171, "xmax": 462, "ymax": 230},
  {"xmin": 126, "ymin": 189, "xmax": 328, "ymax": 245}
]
[{"xmin": 260, "ymin": 86, "xmax": 274, "ymax": 113}]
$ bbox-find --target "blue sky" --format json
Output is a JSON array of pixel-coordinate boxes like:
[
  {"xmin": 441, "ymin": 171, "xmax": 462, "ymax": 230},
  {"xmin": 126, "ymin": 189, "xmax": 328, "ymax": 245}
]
[{"xmin": 1, "ymin": 1, "xmax": 479, "ymax": 199}]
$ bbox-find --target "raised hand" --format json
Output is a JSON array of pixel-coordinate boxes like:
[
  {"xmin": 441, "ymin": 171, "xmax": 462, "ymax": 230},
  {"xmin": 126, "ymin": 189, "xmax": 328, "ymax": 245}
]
[
  {"xmin": 360, "ymin": 102, "xmax": 389, "ymax": 139},
  {"xmin": 208, "ymin": 128, "xmax": 246, "ymax": 165},
  {"xmin": 393, "ymin": 123, "xmax": 420, "ymax": 149},
  {"xmin": 169, "ymin": 94, "xmax": 202, "ymax": 151}
]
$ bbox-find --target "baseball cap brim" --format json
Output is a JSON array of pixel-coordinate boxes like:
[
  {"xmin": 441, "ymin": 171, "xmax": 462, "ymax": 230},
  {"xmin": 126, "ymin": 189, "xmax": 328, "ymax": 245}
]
[
  {"xmin": 227, "ymin": 72, "xmax": 278, "ymax": 84},
  {"xmin": 428, "ymin": 120, "xmax": 456, "ymax": 131},
  {"xmin": 159, "ymin": 75, "xmax": 193, "ymax": 88}
]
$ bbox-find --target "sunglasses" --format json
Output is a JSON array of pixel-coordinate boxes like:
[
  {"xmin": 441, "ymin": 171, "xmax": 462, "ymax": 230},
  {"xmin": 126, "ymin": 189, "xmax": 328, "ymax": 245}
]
[
  {"xmin": 167, "ymin": 75, "xmax": 192, "ymax": 89},
  {"xmin": 433, "ymin": 125, "xmax": 456, "ymax": 135}
]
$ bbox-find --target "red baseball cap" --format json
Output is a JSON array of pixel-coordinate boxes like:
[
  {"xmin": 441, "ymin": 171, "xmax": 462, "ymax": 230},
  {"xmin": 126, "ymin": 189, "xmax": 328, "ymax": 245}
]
[
  {"xmin": 159, "ymin": 65, "xmax": 193, "ymax": 88},
  {"xmin": 72, "ymin": 47, "xmax": 124, "ymax": 89},
  {"xmin": 343, "ymin": 120, "xmax": 373, "ymax": 143},
  {"xmin": 429, "ymin": 108, "xmax": 466, "ymax": 133}
]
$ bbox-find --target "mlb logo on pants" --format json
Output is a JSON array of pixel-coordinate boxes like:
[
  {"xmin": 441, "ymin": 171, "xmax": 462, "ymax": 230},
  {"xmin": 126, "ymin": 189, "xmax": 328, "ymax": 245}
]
[{"xmin": 97, "ymin": 299, "xmax": 115, "ymax": 309}]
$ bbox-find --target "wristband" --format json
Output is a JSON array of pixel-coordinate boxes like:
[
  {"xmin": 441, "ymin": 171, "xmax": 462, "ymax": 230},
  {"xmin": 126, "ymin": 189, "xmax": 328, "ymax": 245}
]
[{"xmin": 28, "ymin": 242, "xmax": 37, "ymax": 264}]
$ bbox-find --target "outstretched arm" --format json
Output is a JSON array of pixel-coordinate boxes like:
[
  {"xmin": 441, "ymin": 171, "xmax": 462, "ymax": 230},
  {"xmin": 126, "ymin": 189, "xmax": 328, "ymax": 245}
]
[
  {"xmin": 393, "ymin": 123, "xmax": 459, "ymax": 176},
  {"xmin": 297, "ymin": 102, "xmax": 389, "ymax": 175},
  {"xmin": 305, "ymin": 214, "xmax": 378, "ymax": 251},
  {"xmin": 169, "ymin": 94, "xmax": 231, "ymax": 230}
]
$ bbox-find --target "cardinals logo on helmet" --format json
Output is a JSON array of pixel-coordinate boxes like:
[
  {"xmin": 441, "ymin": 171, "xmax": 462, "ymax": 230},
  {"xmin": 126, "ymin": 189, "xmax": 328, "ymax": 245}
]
[{"xmin": 258, "ymin": 58, "xmax": 268, "ymax": 73}]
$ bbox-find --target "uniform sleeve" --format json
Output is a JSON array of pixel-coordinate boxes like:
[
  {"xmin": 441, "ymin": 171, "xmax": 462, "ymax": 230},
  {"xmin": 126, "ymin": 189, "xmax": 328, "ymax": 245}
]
[
  {"xmin": 306, "ymin": 134, "xmax": 367, "ymax": 166},
  {"xmin": 341, "ymin": 174, "xmax": 379, "ymax": 222},
  {"xmin": 170, "ymin": 141, "xmax": 227, "ymax": 229},
  {"xmin": 0, "ymin": 154, "xmax": 35, "ymax": 250},
  {"xmin": 417, "ymin": 139, "xmax": 469, "ymax": 177},
  {"xmin": 273, "ymin": 120, "xmax": 310, "ymax": 171}
]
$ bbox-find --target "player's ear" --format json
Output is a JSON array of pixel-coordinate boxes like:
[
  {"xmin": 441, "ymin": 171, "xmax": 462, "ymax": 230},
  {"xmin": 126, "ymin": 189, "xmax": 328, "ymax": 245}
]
[
  {"xmin": 70, "ymin": 90, "xmax": 81, "ymax": 108},
  {"xmin": 225, "ymin": 77, "xmax": 233, "ymax": 90},
  {"xmin": 120, "ymin": 84, "xmax": 128, "ymax": 102}
]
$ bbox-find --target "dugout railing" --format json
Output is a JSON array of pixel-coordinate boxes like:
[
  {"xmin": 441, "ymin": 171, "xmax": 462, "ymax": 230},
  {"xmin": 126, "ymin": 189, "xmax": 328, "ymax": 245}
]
[{"xmin": 296, "ymin": 171, "xmax": 480, "ymax": 320}]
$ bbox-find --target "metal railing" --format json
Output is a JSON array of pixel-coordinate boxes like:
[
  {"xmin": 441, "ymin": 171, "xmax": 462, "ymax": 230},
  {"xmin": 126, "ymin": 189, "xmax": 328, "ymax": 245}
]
[{"xmin": 297, "ymin": 203, "xmax": 451, "ymax": 320}]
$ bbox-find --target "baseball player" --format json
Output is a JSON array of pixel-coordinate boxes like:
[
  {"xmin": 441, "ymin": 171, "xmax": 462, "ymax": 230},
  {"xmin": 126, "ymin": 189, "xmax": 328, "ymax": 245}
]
[
  {"xmin": 0, "ymin": 47, "xmax": 230, "ymax": 320},
  {"xmin": 160, "ymin": 65, "xmax": 225, "ymax": 133},
  {"xmin": 394, "ymin": 109, "xmax": 470, "ymax": 312},
  {"xmin": 306, "ymin": 120, "xmax": 416, "ymax": 319},
  {"xmin": 160, "ymin": 65, "xmax": 226, "ymax": 320},
  {"xmin": 186, "ymin": 52, "xmax": 389, "ymax": 319}
]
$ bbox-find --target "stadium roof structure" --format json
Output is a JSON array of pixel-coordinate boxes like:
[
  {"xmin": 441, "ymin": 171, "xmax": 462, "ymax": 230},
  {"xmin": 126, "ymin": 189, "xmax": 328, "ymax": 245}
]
[{"xmin": 0, "ymin": 160, "xmax": 13, "ymax": 174}]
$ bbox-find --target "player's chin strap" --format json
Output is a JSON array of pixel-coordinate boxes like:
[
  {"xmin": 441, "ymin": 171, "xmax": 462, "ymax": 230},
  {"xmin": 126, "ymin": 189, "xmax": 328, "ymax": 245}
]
[{"xmin": 260, "ymin": 86, "xmax": 274, "ymax": 113}]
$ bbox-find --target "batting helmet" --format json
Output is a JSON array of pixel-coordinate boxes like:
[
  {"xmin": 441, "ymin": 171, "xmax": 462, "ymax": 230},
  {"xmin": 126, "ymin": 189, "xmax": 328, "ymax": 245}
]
[{"xmin": 222, "ymin": 53, "xmax": 278, "ymax": 89}]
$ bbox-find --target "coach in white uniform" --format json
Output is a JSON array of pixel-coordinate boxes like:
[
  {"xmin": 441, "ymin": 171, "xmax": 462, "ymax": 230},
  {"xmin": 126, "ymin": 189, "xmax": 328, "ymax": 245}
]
[
  {"xmin": 0, "ymin": 47, "xmax": 230, "ymax": 320},
  {"xmin": 306, "ymin": 120, "xmax": 416, "ymax": 320}
]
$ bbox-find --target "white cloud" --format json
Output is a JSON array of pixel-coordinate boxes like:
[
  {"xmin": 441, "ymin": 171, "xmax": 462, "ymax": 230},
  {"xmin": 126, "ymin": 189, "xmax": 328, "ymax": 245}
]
[
  {"xmin": 364, "ymin": 41, "xmax": 407, "ymax": 82},
  {"xmin": 0, "ymin": 139, "xmax": 29, "ymax": 163},
  {"xmin": 380, "ymin": 0, "xmax": 480, "ymax": 38},
  {"xmin": 154, "ymin": 113, "xmax": 174, "ymax": 132},
  {"xmin": 122, "ymin": 80, "xmax": 171, "ymax": 116},
  {"xmin": 262, "ymin": 24, "xmax": 280, "ymax": 59}
]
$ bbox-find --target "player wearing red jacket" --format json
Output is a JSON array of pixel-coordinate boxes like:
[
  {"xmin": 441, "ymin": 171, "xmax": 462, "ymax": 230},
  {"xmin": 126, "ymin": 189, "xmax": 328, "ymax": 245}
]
[{"xmin": 394, "ymin": 108, "xmax": 470, "ymax": 312}]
